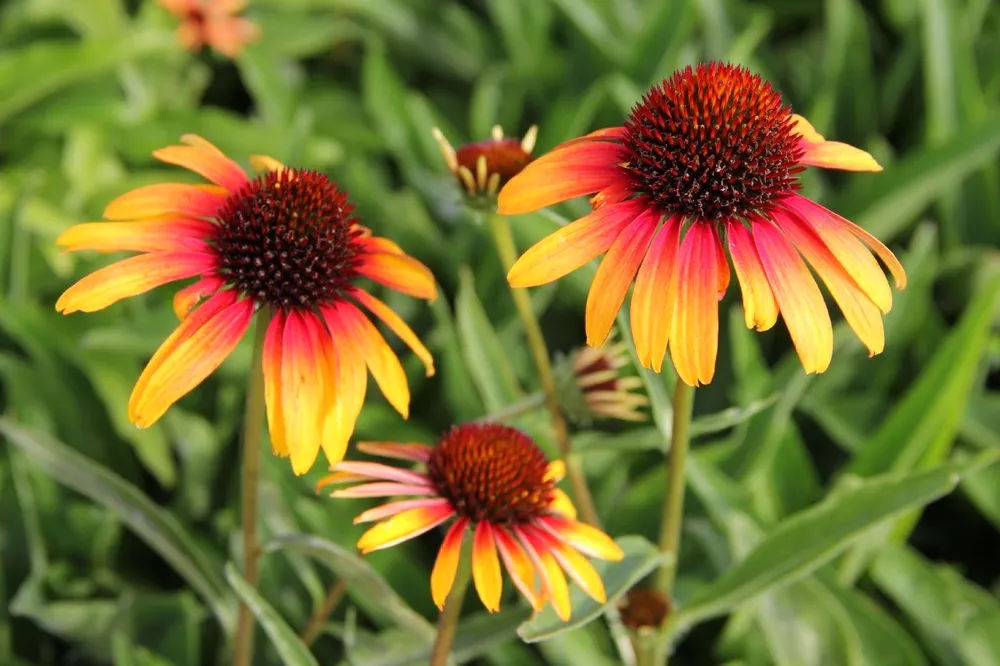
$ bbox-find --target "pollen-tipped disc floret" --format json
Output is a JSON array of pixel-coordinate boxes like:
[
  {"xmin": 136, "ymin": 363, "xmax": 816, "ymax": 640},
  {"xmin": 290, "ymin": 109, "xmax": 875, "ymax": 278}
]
[
  {"xmin": 620, "ymin": 62, "xmax": 804, "ymax": 220},
  {"xmin": 425, "ymin": 423, "xmax": 554, "ymax": 524},
  {"xmin": 213, "ymin": 168, "xmax": 362, "ymax": 309}
]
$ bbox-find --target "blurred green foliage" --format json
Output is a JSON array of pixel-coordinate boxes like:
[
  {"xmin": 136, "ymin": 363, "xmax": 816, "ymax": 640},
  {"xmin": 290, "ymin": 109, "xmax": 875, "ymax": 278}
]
[{"xmin": 1, "ymin": 0, "xmax": 999, "ymax": 664}]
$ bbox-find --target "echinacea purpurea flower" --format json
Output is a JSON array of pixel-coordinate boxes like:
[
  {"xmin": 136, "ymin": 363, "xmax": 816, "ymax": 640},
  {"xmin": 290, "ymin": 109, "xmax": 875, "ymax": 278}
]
[
  {"xmin": 56, "ymin": 135, "xmax": 436, "ymax": 475},
  {"xmin": 499, "ymin": 62, "xmax": 907, "ymax": 386},
  {"xmin": 317, "ymin": 423, "xmax": 624, "ymax": 620}
]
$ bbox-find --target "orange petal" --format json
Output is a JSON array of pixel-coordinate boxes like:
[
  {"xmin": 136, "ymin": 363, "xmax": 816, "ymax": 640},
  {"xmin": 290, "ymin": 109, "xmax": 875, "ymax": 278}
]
[
  {"xmin": 431, "ymin": 518, "xmax": 469, "ymax": 610},
  {"xmin": 281, "ymin": 311, "xmax": 333, "ymax": 475},
  {"xmin": 791, "ymin": 114, "xmax": 882, "ymax": 172},
  {"xmin": 515, "ymin": 526, "xmax": 571, "ymax": 622},
  {"xmin": 104, "ymin": 184, "xmax": 228, "ymax": 220},
  {"xmin": 355, "ymin": 497, "xmax": 451, "ymax": 524},
  {"xmin": 545, "ymin": 460, "xmax": 566, "ymax": 483},
  {"xmin": 782, "ymin": 194, "xmax": 905, "ymax": 295},
  {"xmin": 472, "ymin": 522, "xmax": 503, "ymax": 612},
  {"xmin": 669, "ymin": 222, "xmax": 721, "ymax": 386},
  {"xmin": 173, "ymin": 275, "xmax": 226, "ymax": 320},
  {"xmin": 554, "ymin": 127, "xmax": 626, "ymax": 149},
  {"xmin": 715, "ymin": 230, "xmax": 731, "ymax": 296},
  {"xmin": 128, "ymin": 291, "xmax": 253, "ymax": 427},
  {"xmin": 545, "ymin": 535, "xmax": 607, "ymax": 603},
  {"xmin": 547, "ymin": 489, "xmax": 577, "ymax": 519},
  {"xmin": 357, "ymin": 252, "xmax": 437, "ymax": 301},
  {"xmin": 336, "ymin": 302, "xmax": 410, "ymax": 418},
  {"xmin": 775, "ymin": 210, "xmax": 885, "ymax": 357},
  {"xmin": 497, "ymin": 141, "xmax": 623, "ymax": 215},
  {"xmin": 631, "ymin": 215, "xmax": 682, "ymax": 371},
  {"xmin": 152, "ymin": 145, "xmax": 248, "ymax": 191},
  {"xmin": 249, "ymin": 155, "xmax": 285, "ymax": 174},
  {"xmin": 56, "ymin": 218, "xmax": 214, "ymax": 254},
  {"xmin": 262, "ymin": 311, "xmax": 289, "ymax": 457},
  {"xmin": 55, "ymin": 251, "xmax": 215, "ymax": 314},
  {"xmin": 495, "ymin": 526, "xmax": 543, "ymax": 611},
  {"xmin": 540, "ymin": 516, "xmax": 624, "ymax": 561},
  {"xmin": 585, "ymin": 209, "xmax": 658, "ymax": 347},
  {"xmin": 351, "ymin": 289, "xmax": 434, "ymax": 377},
  {"xmin": 752, "ymin": 218, "xmax": 834, "ymax": 374},
  {"xmin": 204, "ymin": 16, "xmax": 259, "ymax": 58},
  {"xmin": 357, "ymin": 504, "xmax": 454, "ymax": 554},
  {"xmin": 727, "ymin": 220, "xmax": 779, "ymax": 331},
  {"xmin": 507, "ymin": 199, "xmax": 645, "ymax": 288},
  {"xmin": 321, "ymin": 309, "xmax": 368, "ymax": 466}
]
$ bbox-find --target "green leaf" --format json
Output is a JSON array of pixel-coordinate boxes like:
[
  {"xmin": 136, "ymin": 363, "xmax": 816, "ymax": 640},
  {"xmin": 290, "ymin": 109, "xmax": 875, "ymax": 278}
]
[
  {"xmin": 0, "ymin": 419, "xmax": 236, "ymax": 633},
  {"xmin": 0, "ymin": 33, "xmax": 173, "ymax": 123},
  {"xmin": 872, "ymin": 546, "xmax": 1000, "ymax": 666},
  {"xmin": 455, "ymin": 265, "xmax": 524, "ymax": 412},
  {"xmin": 517, "ymin": 536, "xmax": 670, "ymax": 642},
  {"xmin": 264, "ymin": 534, "xmax": 433, "ymax": 638},
  {"xmin": 672, "ymin": 451, "xmax": 1000, "ymax": 631},
  {"xmin": 224, "ymin": 564, "xmax": 319, "ymax": 666},
  {"xmin": 844, "ymin": 114, "xmax": 1000, "ymax": 241}
]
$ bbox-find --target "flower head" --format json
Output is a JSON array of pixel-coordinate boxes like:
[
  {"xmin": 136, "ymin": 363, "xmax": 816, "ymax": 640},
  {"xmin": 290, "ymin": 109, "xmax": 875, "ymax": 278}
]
[
  {"xmin": 56, "ymin": 135, "xmax": 436, "ymax": 475},
  {"xmin": 555, "ymin": 336, "xmax": 647, "ymax": 424},
  {"xmin": 433, "ymin": 125, "xmax": 537, "ymax": 206},
  {"xmin": 159, "ymin": 0, "xmax": 259, "ymax": 58},
  {"xmin": 318, "ymin": 423, "xmax": 624, "ymax": 619},
  {"xmin": 499, "ymin": 62, "xmax": 907, "ymax": 386},
  {"xmin": 618, "ymin": 587, "xmax": 669, "ymax": 632}
]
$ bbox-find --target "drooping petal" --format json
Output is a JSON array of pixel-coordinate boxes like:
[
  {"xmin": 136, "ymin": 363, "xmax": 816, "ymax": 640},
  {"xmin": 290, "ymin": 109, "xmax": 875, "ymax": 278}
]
[
  {"xmin": 431, "ymin": 518, "xmax": 469, "ymax": 610},
  {"xmin": 781, "ymin": 194, "xmax": 903, "ymax": 303},
  {"xmin": 515, "ymin": 526, "xmax": 571, "ymax": 621},
  {"xmin": 128, "ymin": 290, "xmax": 253, "ymax": 427},
  {"xmin": 539, "ymin": 516, "xmax": 624, "ymax": 561},
  {"xmin": 173, "ymin": 275, "xmax": 226, "ymax": 320},
  {"xmin": 752, "ymin": 218, "xmax": 834, "ymax": 374},
  {"xmin": 472, "ymin": 522, "xmax": 503, "ymax": 612},
  {"xmin": 321, "ymin": 307, "xmax": 369, "ymax": 466},
  {"xmin": 204, "ymin": 16, "xmax": 259, "ymax": 58},
  {"xmin": 715, "ymin": 231, "xmax": 731, "ymax": 296},
  {"xmin": 104, "ymin": 184, "xmax": 228, "ymax": 220},
  {"xmin": 498, "ymin": 141, "xmax": 624, "ymax": 215},
  {"xmin": 357, "ymin": 252, "xmax": 437, "ymax": 301},
  {"xmin": 335, "ymin": 302, "xmax": 410, "ymax": 418},
  {"xmin": 727, "ymin": 220, "xmax": 779, "ymax": 331},
  {"xmin": 494, "ymin": 527, "xmax": 543, "ymax": 611},
  {"xmin": 533, "ymin": 528, "xmax": 607, "ymax": 603},
  {"xmin": 56, "ymin": 218, "xmax": 214, "ymax": 254},
  {"xmin": 507, "ymin": 199, "xmax": 645, "ymax": 288},
  {"xmin": 152, "ymin": 145, "xmax": 248, "ymax": 191},
  {"xmin": 669, "ymin": 222, "xmax": 721, "ymax": 386},
  {"xmin": 544, "ymin": 460, "xmax": 566, "ymax": 483},
  {"xmin": 357, "ymin": 504, "xmax": 455, "ymax": 554},
  {"xmin": 262, "ymin": 311, "xmax": 288, "ymax": 457},
  {"xmin": 631, "ymin": 214, "xmax": 682, "ymax": 371},
  {"xmin": 351, "ymin": 289, "xmax": 434, "ymax": 377},
  {"xmin": 333, "ymin": 461, "xmax": 429, "ymax": 487},
  {"xmin": 555, "ymin": 127, "xmax": 627, "ymax": 149},
  {"xmin": 276, "ymin": 311, "xmax": 331, "ymax": 475},
  {"xmin": 354, "ymin": 497, "xmax": 452, "ymax": 524},
  {"xmin": 356, "ymin": 441, "xmax": 433, "ymax": 463},
  {"xmin": 56, "ymin": 251, "xmax": 215, "ymax": 314},
  {"xmin": 790, "ymin": 114, "xmax": 882, "ymax": 172},
  {"xmin": 585, "ymin": 209, "xmax": 658, "ymax": 347},
  {"xmin": 774, "ymin": 209, "xmax": 885, "ymax": 357},
  {"xmin": 330, "ymin": 482, "xmax": 436, "ymax": 499}
]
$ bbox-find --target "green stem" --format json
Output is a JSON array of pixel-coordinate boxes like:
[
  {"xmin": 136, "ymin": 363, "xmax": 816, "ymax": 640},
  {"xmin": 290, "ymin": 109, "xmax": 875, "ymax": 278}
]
[
  {"xmin": 487, "ymin": 212, "xmax": 600, "ymax": 527},
  {"xmin": 477, "ymin": 392, "xmax": 547, "ymax": 423},
  {"xmin": 429, "ymin": 547, "xmax": 472, "ymax": 666},
  {"xmin": 232, "ymin": 309, "xmax": 272, "ymax": 666},
  {"xmin": 300, "ymin": 579, "xmax": 347, "ymax": 647},
  {"xmin": 655, "ymin": 379, "xmax": 695, "ymax": 594}
]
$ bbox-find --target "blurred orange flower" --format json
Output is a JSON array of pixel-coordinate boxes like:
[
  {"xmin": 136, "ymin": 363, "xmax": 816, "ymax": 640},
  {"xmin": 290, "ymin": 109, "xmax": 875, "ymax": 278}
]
[{"xmin": 159, "ymin": 0, "xmax": 259, "ymax": 58}]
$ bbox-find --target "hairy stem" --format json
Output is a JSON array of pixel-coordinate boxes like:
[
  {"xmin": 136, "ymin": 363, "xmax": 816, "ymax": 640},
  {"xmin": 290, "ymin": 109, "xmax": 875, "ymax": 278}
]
[
  {"xmin": 300, "ymin": 579, "xmax": 348, "ymax": 647},
  {"xmin": 232, "ymin": 309, "xmax": 271, "ymax": 666},
  {"xmin": 487, "ymin": 212, "xmax": 600, "ymax": 527},
  {"xmin": 429, "ymin": 548, "xmax": 472, "ymax": 666}
]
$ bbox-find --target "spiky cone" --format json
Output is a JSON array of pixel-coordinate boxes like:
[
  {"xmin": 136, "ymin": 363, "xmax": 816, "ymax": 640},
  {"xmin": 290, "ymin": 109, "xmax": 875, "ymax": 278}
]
[
  {"xmin": 317, "ymin": 423, "xmax": 624, "ymax": 620},
  {"xmin": 158, "ymin": 0, "xmax": 259, "ymax": 58},
  {"xmin": 432, "ymin": 124, "xmax": 538, "ymax": 208},
  {"xmin": 555, "ymin": 336, "xmax": 648, "ymax": 425},
  {"xmin": 56, "ymin": 135, "xmax": 436, "ymax": 475},
  {"xmin": 498, "ymin": 62, "xmax": 907, "ymax": 387}
]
